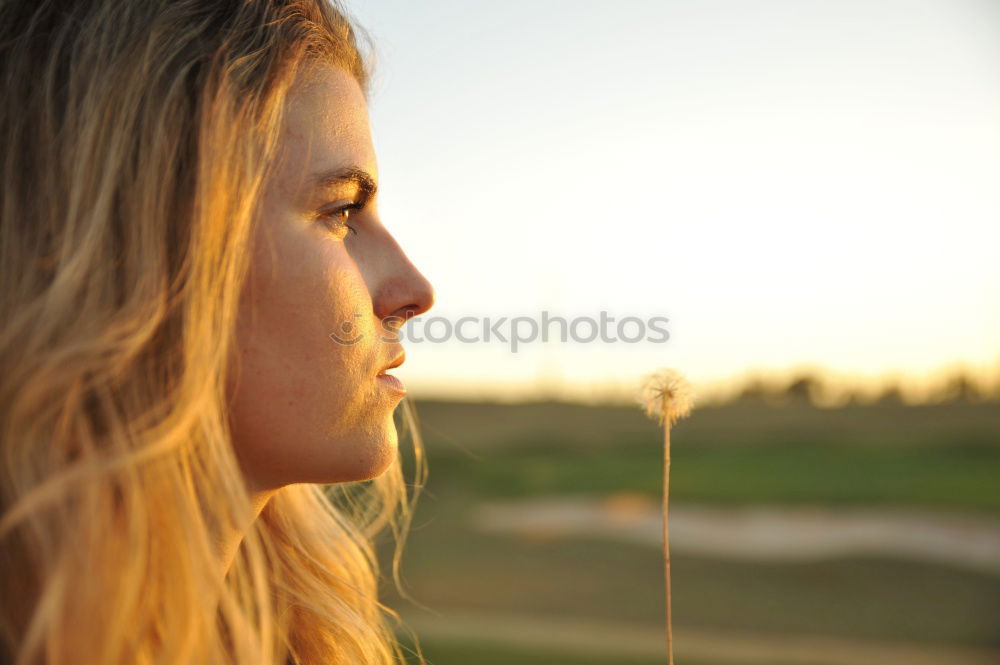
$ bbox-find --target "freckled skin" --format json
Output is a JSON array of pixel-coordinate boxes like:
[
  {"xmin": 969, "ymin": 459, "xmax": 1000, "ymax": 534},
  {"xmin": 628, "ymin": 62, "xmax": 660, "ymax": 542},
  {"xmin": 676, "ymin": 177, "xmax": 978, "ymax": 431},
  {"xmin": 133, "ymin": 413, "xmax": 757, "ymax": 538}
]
[{"xmin": 226, "ymin": 65, "xmax": 434, "ymax": 492}]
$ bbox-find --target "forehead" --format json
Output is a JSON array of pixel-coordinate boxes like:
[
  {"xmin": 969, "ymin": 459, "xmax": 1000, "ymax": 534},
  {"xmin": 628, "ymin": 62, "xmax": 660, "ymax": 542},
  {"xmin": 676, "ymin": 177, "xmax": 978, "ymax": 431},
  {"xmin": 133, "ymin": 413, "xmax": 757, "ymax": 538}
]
[{"xmin": 278, "ymin": 64, "xmax": 375, "ymax": 181}]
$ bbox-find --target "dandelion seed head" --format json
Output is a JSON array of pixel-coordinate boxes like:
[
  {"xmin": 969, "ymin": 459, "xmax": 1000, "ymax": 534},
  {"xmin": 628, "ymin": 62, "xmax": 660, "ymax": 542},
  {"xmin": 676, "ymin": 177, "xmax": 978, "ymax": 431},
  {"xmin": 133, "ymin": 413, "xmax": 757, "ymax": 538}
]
[{"xmin": 638, "ymin": 368, "xmax": 694, "ymax": 426}]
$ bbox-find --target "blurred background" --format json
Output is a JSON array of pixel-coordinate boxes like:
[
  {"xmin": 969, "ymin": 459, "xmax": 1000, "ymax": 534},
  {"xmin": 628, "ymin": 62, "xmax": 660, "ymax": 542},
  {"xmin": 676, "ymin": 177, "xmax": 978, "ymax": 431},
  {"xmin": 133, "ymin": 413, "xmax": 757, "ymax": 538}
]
[{"xmin": 345, "ymin": 1, "xmax": 1000, "ymax": 663}]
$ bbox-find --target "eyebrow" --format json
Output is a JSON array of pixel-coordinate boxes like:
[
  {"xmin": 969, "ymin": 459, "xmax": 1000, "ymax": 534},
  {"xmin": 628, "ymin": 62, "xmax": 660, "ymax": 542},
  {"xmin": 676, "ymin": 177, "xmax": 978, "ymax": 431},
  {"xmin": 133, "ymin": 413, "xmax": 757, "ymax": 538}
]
[{"xmin": 312, "ymin": 166, "xmax": 378, "ymax": 202}]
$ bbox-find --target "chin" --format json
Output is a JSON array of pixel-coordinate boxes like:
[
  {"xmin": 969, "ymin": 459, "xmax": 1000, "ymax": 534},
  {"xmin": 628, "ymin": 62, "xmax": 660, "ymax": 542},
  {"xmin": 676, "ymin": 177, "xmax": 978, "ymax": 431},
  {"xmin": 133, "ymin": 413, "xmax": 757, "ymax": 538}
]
[{"xmin": 331, "ymin": 421, "xmax": 399, "ymax": 483}]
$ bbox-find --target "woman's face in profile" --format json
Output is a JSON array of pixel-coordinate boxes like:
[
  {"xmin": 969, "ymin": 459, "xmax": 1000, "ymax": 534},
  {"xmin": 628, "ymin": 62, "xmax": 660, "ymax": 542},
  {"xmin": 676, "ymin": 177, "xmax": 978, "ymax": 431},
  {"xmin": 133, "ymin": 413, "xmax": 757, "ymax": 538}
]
[{"xmin": 226, "ymin": 64, "xmax": 434, "ymax": 492}]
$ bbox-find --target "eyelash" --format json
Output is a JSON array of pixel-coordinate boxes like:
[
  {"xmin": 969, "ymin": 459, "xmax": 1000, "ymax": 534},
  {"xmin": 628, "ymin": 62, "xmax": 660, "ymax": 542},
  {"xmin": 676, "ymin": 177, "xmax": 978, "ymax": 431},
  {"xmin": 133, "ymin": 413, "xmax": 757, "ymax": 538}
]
[{"xmin": 320, "ymin": 202, "xmax": 363, "ymax": 238}]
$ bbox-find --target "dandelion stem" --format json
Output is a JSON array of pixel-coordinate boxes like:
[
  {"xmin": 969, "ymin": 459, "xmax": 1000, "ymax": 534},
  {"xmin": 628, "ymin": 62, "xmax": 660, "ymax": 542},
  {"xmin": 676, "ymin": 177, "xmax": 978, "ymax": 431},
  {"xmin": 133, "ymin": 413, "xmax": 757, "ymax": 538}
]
[{"xmin": 663, "ymin": 399, "xmax": 674, "ymax": 665}]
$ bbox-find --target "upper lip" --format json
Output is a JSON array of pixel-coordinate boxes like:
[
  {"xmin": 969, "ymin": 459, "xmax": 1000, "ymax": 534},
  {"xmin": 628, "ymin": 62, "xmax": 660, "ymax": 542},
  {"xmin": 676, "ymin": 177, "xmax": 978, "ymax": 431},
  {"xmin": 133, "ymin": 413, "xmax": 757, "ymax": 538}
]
[{"xmin": 378, "ymin": 352, "xmax": 405, "ymax": 375}]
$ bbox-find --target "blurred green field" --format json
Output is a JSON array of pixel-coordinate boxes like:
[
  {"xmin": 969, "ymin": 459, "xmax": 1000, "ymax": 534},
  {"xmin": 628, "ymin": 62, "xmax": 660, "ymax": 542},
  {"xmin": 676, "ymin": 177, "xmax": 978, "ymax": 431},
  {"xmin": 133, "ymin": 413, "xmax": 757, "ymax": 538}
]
[
  {"xmin": 424, "ymin": 439, "xmax": 1000, "ymax": 513},
  {"xmin": 399, "ymin": 640, "xmax": 664, "ymax": 665},
  {"xmin": 409, "ymin": 398, "xmax": 1000, "ymax": 450},
  {"xmin": 375, "ymin": 398, "xmax": 1000, "ymax": 665},
  {"xmin": 411, "ymin": 398, "xmax": 1000, "ymax": 513},
  {"xmin": 398, "ymin": 636, "xmax": 753, "ymax": 665}
]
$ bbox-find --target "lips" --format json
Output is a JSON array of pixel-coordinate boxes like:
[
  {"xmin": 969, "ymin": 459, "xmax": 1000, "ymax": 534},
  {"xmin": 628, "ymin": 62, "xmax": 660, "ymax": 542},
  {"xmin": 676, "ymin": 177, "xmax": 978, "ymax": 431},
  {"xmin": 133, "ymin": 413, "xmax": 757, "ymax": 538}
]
[
  {"xmin": 376, "ymin": 352, "xmax": 407, "ymax": 395},
  {"xmin": 377, "ymin": 351, "xmax": 405, "ymax": 376}
]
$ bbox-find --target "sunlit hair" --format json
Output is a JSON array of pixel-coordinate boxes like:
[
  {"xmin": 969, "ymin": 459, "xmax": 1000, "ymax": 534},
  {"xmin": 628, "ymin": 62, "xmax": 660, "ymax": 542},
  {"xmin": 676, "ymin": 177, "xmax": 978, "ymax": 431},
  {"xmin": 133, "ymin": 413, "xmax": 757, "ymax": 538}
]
[{"xmin": 0, "ymin": 1, "xmax": 429, "ymax": 663}]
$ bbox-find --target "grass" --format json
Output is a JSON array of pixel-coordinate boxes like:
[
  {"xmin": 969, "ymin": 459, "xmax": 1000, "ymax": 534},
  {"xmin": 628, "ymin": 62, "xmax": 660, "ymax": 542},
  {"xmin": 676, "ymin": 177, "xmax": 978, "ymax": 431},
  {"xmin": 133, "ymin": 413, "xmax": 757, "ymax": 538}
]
[
  {"xmin": 408, "ymin": 398, "xmax": 1000, "ymax": 451},
  {"xmin": 422, "ymin": 441, "xmax": 1000, "ymax": 513},
  {"xmin": 397, "ymin": 637, "xmax": 733, "ymax": 665},
  {"xmin": 378, "ymin": 398, "xmax": 1000, "ymax": 658},
  {"xmin": 383, "ymin": 515, "xmax": 1000, "ymax": 647},
  {"xmin": 670, "ymin": 554, "xmax": 1000, "ymax": 646},
  {"xmin": 408, "ymin": 400, "xmax": 1000, "ymax": 514}
]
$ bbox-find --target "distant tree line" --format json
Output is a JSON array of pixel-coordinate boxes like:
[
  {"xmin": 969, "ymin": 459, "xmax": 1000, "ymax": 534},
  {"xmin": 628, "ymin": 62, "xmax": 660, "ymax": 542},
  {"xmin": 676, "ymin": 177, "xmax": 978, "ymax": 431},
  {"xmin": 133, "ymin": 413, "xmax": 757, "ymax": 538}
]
[{"xmin": 731, "ymin": 369, "xmax": 1000, "ymax": 407}]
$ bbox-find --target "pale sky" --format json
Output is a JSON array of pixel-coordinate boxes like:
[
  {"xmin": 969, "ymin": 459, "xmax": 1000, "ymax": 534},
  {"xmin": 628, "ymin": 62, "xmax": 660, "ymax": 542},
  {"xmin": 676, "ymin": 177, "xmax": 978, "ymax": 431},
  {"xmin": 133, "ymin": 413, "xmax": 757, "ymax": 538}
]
[{"xmin": 346, "ymin": 0, "xmax": 1000, "ymax": 401}]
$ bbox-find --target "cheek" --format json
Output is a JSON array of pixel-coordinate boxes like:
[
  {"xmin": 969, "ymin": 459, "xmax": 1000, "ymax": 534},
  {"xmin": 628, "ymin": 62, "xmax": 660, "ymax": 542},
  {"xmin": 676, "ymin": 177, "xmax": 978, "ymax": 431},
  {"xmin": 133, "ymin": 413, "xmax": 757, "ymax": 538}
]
[{"xmin": 226, "ymin": 232, "xmax": 393, "ymax": 488}]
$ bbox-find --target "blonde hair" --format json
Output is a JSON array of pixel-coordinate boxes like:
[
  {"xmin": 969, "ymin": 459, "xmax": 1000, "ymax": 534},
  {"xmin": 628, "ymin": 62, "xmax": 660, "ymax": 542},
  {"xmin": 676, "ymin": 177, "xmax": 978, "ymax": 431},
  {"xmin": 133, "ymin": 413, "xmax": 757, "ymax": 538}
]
[{"xmin": 0, "ymin": 1, "xmax": 429, "ymax": 663}]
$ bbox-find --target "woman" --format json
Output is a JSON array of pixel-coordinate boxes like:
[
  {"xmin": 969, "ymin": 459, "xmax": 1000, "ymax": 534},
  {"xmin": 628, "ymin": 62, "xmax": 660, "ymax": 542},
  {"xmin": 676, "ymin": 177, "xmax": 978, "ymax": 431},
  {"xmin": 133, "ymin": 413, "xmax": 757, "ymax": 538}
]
[{"xmin": 0, "ymin": 1, "xmax": 434, "ymax": 663}]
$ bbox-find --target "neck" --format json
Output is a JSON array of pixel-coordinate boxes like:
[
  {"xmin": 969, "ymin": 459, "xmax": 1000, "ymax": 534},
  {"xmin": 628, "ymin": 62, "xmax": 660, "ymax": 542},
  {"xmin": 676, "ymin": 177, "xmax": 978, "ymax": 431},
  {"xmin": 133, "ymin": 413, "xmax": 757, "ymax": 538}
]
[{"xmin": 217, "ymin": 488, "xmax": 276, "ymax": 579}]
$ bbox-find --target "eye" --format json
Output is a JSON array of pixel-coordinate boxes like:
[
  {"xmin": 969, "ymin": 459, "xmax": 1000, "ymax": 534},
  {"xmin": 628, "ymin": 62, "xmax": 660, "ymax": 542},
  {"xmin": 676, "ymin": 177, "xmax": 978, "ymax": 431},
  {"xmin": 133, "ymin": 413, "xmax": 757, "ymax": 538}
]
[{"xmin": 318, "ymin": 203, "xmax": 362, "ymax": 239}]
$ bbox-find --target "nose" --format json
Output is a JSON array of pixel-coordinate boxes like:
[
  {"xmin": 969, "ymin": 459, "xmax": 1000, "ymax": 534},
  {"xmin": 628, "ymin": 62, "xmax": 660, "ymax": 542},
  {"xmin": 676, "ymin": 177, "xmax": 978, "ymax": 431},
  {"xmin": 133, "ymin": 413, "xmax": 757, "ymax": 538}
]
[{"xmin": 370, "ymin": 235, "xmax": 435, "ymax": 327}]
